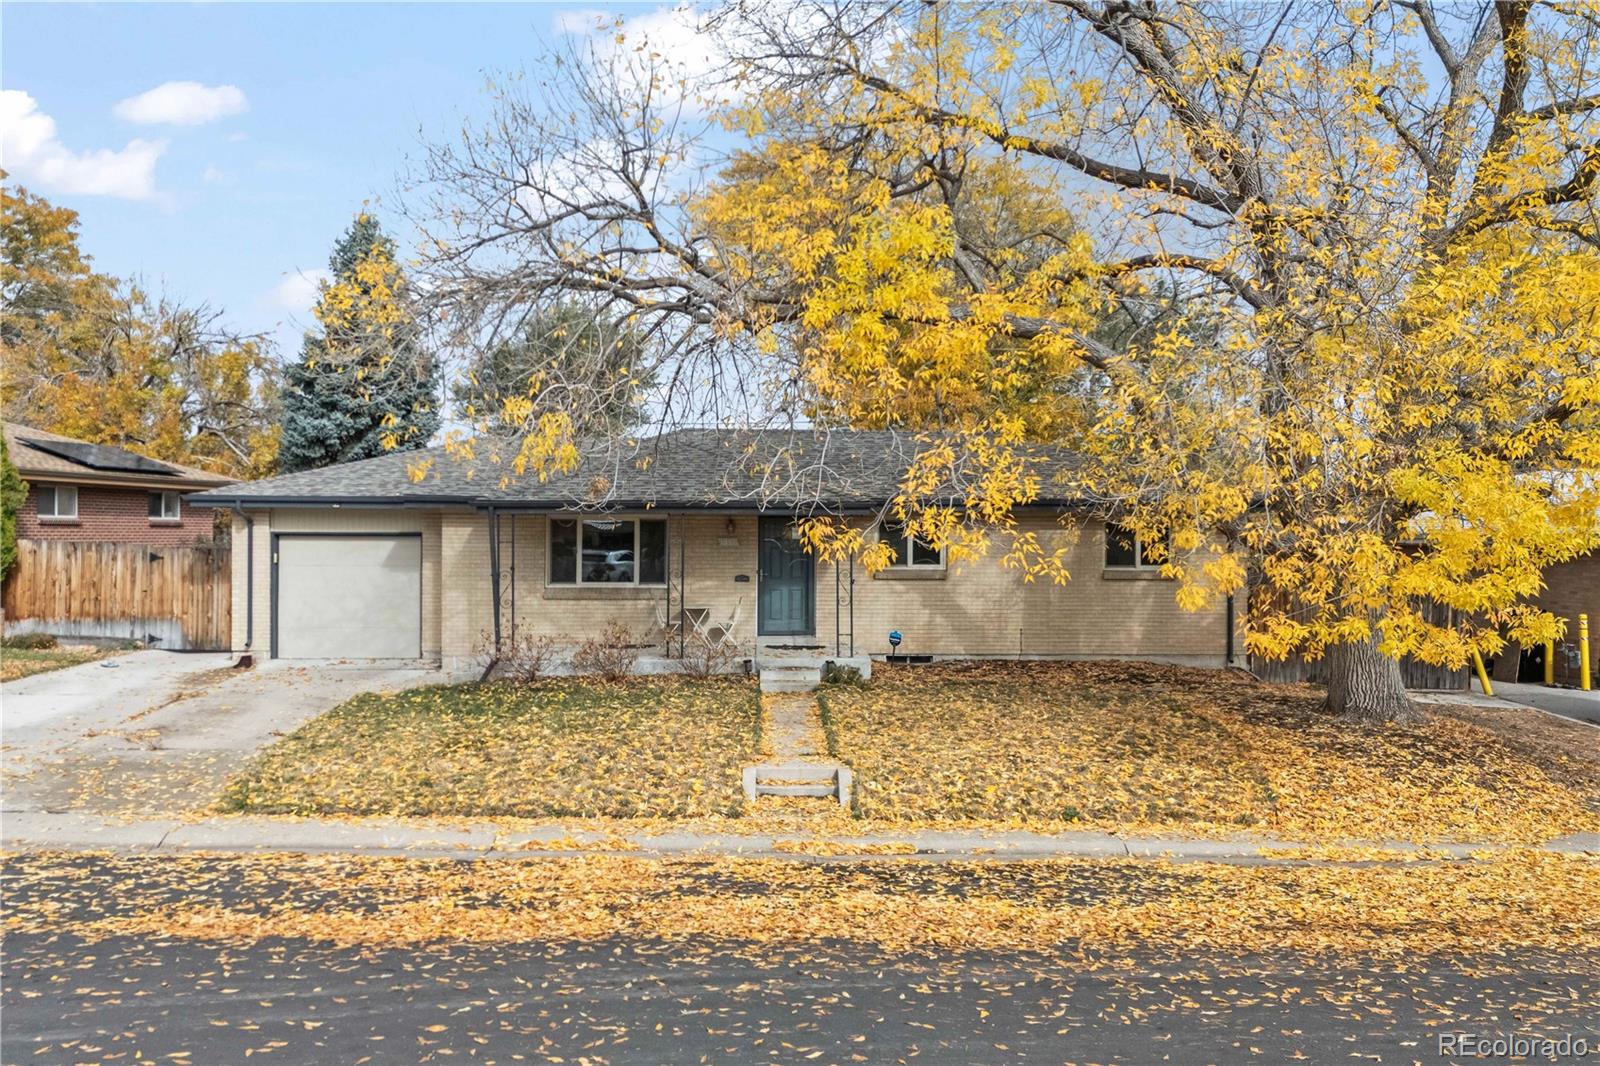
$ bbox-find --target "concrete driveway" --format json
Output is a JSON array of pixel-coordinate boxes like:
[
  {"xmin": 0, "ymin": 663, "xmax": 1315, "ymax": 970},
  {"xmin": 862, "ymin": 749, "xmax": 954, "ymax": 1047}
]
[
  {"xmin": 1489, "ymin": 679, "xmax": 1600, "ymax": 726},
  {"xmin": 2, "ymin": 650, "xmax": 447, "ymax": 818}
]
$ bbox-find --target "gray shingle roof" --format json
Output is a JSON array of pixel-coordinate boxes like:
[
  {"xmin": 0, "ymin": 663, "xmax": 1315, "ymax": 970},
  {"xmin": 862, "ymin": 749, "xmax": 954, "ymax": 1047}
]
[{"xmin": 187, "ymin": 428, "xmax": 1080, "ymax": 512}]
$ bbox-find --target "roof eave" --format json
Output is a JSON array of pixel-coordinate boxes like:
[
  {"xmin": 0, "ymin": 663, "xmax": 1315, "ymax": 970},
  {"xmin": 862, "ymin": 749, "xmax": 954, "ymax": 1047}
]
[
  {"xmin": 17, "ymin": 468, "xmax": 234, "ymax": 491},
  {"xmin": 187, "ymin": 494, "xmax": 481, "ymax": 509},
  {"xmin": 191, "ymin": 494, "xmax": 1089, "ymax": 513}
]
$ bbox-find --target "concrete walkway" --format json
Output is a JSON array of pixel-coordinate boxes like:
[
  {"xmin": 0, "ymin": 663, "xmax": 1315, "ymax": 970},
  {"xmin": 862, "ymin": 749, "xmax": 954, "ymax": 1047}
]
[
  {"xmin": 4, "ymin": 808, "xmax": 1596, "ymax": 864},
  {"xmin": 764, "ymin": 692, "xmax": 825, "ymax": 758}
]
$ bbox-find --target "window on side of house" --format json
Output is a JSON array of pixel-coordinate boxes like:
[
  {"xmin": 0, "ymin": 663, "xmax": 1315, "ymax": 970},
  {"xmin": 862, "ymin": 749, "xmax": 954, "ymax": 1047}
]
[
  {"xmin": 1104, "ymin": 522, "xmax": 1164, "ymax": 569},
  {"xmin": 149, "ymin": 491, "xmax": 181, "ymax": 521},
  {"xmin": 548, "ymin": 517, "xmax": 668, "ymax": 586},
  {"xmin": 36, "ymin": 484, "xmax": 79, "ymax": 520},
  {"xmin": 880, "ymin": 520, "xmax": 945, "ymax": 568}
]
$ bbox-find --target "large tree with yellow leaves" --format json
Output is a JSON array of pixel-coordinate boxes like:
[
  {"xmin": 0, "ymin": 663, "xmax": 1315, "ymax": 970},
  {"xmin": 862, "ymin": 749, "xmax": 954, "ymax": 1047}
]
[
  {"xmin": 1, "ymin": 178, "xmax": 280, "ymax": 478},
  {"xmin": 413, "ymin": 1, "xmax": 1600, "ymax": 722}
]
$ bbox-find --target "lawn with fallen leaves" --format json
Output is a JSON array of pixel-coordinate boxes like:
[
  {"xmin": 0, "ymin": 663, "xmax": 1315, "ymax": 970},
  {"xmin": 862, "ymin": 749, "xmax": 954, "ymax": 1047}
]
[
  {"xmin": 222, "ymin": 677, "xmax": 761, "ymax": 819},
  {"xmin": 820, "ymin": 661, "xmax": 1600, "ymax": 844},
  {"xmin": 0, "ymin": 645, "xmax": 112, "ymax": 682}
]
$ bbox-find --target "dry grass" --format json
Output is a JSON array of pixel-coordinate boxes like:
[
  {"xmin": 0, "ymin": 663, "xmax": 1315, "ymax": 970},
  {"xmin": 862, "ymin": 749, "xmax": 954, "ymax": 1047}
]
[
  {"xmin": 0, "ymin": 644, "xmax": 111, "ymax": 682},
  {"xmin": 821, "ymin": 660, "xmax": 1600, "ymax": 844},
  {"xmin": 222, "ymin": 677, "xmax": 761, "ymax": 819}
]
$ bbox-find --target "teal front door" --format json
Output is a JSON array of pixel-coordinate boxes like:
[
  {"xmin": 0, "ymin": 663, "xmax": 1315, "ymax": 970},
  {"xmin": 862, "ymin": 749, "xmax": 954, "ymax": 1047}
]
[{"xmin": 758, "ymin": 516, "xmax": 814, "ymax": 636}]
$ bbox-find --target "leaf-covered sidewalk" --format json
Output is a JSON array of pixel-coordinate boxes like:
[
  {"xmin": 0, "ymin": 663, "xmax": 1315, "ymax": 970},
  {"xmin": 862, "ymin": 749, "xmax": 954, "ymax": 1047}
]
[
  {"xmin": 5, "ymin": 807, "xmax": 1597, "ymax": 864},
  {"xmin": 7, "ymin": 849, "xmax": 1598, "ymax": 962}
]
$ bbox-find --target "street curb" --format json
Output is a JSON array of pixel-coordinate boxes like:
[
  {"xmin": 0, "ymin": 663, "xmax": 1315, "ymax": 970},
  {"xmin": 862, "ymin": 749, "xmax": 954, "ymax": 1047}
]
[{"xmin": 4, "ymin": 812, "xmax": 1597, "ymax": 864}]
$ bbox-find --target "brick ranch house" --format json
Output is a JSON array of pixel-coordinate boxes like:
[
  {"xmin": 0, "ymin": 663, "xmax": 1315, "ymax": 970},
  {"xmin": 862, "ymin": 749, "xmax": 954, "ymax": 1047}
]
[
  {"xmin": 189, "ymin": 429, "xmax": 1242, "ymax": 672},
  {"xmin": 5, "ymin": 423, "xmax": 231, "ymax": 547},
  {"xmin": 1491, "ymin": 548, "xmax": 1599, "ymax": 686},
  {"xmin": 3, "ymin": 422, "xmax": 236, "ymax": 649}
]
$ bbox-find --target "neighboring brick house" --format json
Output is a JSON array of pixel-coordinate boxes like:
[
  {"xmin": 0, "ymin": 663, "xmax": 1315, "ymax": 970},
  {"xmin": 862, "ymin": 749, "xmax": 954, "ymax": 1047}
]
[
  {"xmin": 1492, "ymin": 549, "xmax": 1600, "ymax": 685},
  {"xmin": 5, "ymin": 423, "xmax": 233, "ymax": 548},
  {"xmin": 189, "ymin": 428, "xmax": 1244, "ymax": 669}
]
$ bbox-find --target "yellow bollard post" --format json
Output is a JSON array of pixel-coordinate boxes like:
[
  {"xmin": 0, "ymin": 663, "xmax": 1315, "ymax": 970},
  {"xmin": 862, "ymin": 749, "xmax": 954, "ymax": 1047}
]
[
  {"xmin": 1471, "ymin": 648, "xmax": 1494, "ymax": 697},
  {"xmin": 1581, "ymin": 614, "xmax": 1592, "ymax": 692},
  {"xmin": 1544, "ymin": 639, "xmax": 1555, "ymax": 685}
]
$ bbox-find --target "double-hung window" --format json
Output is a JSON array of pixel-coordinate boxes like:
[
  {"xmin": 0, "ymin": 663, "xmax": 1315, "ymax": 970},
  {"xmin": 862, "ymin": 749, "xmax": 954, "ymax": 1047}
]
[
  {"xmin": 1104, "ymin": 523, "xmax": 1164, "ymax": 569},
  {"xmin": 149, "ymin": 491, "xmax": 181, "ymax": 522},
  {"xmin": 880, "ymin": 520, "xmax": 945, "ymax": 569},
  {"xmin": 548, "ymin": 517, "xmax": 668, "ymax": 586},
  {"xmin": 36, "ymin": 484, "xmax": 78, "ymax": 520}
]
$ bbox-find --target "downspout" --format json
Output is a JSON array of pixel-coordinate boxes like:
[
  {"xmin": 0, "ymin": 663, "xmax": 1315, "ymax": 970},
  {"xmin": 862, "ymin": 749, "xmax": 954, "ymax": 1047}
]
[
  {"xmin": 232, "ymin": 504, "xmax": 254, "ymax": 665},
  {"xmin": 1225, "ymin": 593, "xmax": 1236, "ymax": 668},
  {"xmin": 482, "ymin": 507, "xmax": 502, "ymax": 683}
]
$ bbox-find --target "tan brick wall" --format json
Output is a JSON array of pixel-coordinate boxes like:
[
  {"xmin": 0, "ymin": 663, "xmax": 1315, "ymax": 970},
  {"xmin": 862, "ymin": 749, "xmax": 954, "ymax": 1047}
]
[
  {"xmin": 234, "ymin": 507, "xmax": 450, "ymax": 657},
  {"xmin": 440, "ymin": 513, "xmax": 761, "ymax": 661},
  {"xmin": 440, "ymin": 510, "xmax": 492, "ymax": 658},
  {"xmin": 816, "ymin": 515, "xmax": 1233, "ymax": 663},
  {"xmin": 429, "ymin": 511, "xmax": 1234, "ymax": 667},
  {"xmin": 229, "ymin": 510, "xmax": 273, "ymax": 654}
]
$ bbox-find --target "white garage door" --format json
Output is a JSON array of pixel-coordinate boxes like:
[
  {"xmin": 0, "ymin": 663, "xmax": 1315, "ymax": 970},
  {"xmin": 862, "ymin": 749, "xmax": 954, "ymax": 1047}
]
[{"xmin": 276, "ymin": 536, "xmax": 422, "ymax": 659}]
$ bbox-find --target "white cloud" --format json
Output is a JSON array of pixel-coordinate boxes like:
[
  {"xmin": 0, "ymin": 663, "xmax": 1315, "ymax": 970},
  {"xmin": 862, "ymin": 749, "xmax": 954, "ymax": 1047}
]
[
  {"xmin": 268, "ymin": 268, "xmax": 331, "ymax": 315},
  {"xmin": 114, "ymin": 81, "xmax": 247, "ymax": 126},
  {"xmin": 561, "ymin": 4, "xmax": 737, "ymax": 115},
  {"xmin": 201, "ymin": 164, "xmax": 227, "ymax": 183},
  {"xmin": 0, "ymin": 89, "xmax": 166, "ymax": 200}
]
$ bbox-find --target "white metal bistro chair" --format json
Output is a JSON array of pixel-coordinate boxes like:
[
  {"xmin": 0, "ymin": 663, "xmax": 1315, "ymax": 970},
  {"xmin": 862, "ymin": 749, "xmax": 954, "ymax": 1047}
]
[
  {"xmin": 654, "ymin": 599, "xmax": 695, "ymax": 650},
  {"xmin": 692, "ymin": 597, "xmax": 743, "ymax": 651}
]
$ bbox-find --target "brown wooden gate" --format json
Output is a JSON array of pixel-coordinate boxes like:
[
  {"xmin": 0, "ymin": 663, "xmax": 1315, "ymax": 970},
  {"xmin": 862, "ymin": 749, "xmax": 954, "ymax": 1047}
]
[{"xmin": 1, "ymin": 540, "xmax": 231, "ymax": 650}]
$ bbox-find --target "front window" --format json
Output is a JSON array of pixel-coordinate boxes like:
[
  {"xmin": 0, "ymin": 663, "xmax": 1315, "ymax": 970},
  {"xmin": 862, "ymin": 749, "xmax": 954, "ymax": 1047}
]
[
  {"xmin": 880, "ymin": 520, "xmax": 945, "ymax": 568},
  {"xmin": 149, "ymin": 491, "xmax": 181, "ymax": 521},
  {"xmin": 549, "ymin": 517, "xmax": 668, "ymax": 586},
  {"xmin": 36, "ymin": 484, "xmax": 78, "ymax": 519},
  {"xmin": 1105, "ymin": 523, "xmax": 1164, "ymax": 569}
]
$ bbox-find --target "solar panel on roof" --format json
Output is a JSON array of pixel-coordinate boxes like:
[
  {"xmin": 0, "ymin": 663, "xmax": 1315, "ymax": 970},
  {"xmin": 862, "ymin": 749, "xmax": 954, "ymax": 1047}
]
[{"xmin": 20, "ymin": 438, "xmax": 180, "ymax": 476}]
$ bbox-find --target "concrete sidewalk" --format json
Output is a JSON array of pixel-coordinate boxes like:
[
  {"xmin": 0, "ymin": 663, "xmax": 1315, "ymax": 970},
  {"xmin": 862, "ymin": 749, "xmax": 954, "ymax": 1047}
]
[
  {"xmin": 4, "ymin": 809, "xmax": 1596, "ymax": 863},
  {"xmin": 1413, "ymin": 683, "xmax": 1600, "ymax": 727},
  {"xmin": 1488, "ymin": 680, "xmax": 1600, "ymax": 725}
]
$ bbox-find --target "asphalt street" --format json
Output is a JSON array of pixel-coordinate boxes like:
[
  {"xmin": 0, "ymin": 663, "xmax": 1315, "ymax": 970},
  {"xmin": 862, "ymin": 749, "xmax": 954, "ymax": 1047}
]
[{"xmin": 3, "ymin": 854, "xmax": 1597, "ymax": 1065}]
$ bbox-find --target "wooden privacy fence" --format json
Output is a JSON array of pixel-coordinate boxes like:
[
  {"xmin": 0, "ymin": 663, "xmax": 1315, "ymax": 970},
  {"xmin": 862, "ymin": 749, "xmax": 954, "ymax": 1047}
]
[
  {"xmin": 1, "ymin": 540, "xmax": 231, "ymax": 651},
  {"xmin": 1246, "ymin": 586, "xmax": 1470, "ymax": 691}
]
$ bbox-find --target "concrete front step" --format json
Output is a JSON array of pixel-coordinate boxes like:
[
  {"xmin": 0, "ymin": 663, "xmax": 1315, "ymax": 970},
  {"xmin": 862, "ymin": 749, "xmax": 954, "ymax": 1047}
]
[
  {"xmin": 755, "ymin": 655, "xmax": 873, "ymax": 692},
  {"xmin": 750, "ymin": 761, "xmax": 836, "ymax": 782},
  {"xmin": 758, "ymin": 663, "xmax": 823, "ymax": 693},
  {"xmin": 757, "ymin": 782, "xmax": 837, "ymax": 798},
  {"xmin": 743, "ymin": 762, "xmax": 853, "ymax": 808}
]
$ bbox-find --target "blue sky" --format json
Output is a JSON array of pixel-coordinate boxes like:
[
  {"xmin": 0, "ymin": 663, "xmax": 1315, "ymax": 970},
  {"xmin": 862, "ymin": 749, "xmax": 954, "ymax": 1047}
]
[{"xmin": 2, "ymin": 2, "xmax": 681, "ymax": 354}]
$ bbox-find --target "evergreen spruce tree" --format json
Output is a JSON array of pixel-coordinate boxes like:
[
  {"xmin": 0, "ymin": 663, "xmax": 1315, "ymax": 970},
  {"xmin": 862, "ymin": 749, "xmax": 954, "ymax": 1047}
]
[{"xmin": 279, "ymin": 215, "xmax": 439, "ymax": 472}]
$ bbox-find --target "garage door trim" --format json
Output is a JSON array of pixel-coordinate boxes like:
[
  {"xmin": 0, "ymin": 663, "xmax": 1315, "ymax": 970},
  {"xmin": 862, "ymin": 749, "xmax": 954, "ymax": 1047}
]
[{"xmin": 270, "ymin": 532, "xmax": 424, "ymax": 659}]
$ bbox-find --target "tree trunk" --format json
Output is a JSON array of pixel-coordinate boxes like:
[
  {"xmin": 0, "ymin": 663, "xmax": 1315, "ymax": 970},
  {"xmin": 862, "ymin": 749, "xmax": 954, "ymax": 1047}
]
[{"xmin": 1324, "ymin": 634, "xmax": 1420, "ymax": 724}]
